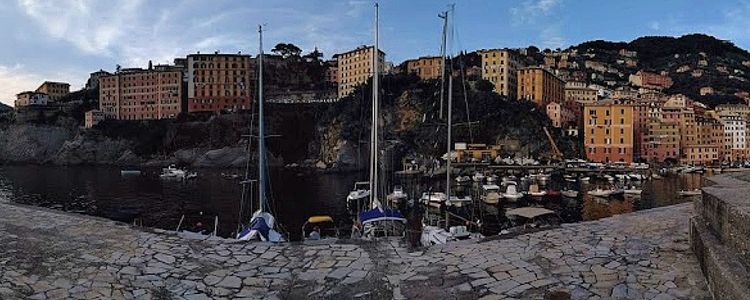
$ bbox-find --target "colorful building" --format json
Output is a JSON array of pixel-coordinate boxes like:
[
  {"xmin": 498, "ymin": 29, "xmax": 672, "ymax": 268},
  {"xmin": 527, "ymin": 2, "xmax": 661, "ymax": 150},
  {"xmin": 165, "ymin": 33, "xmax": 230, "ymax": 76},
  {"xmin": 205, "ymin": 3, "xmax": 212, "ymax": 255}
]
[
  {"xmin": 479, "ymin": 49, "xmax": 523, "ymax": 99},
  {"xmin": 546, "ymin": 102, "xmax": 575, "ymax": 128},
  {"xmin": 186, "ymin": 53, "xmax": 254, "ymax": 113},
  {"xmin": 682, "ymin": 116, "xmax": 722, "ymax": 165},
  {"xmin": 404, "ymin": 56, "xmax": 443, "ymax": 81},
  {"xmin": 84, "ymin": 109, "xmax": 106, "ymax": 128},
  {"xmin": 628, "ymin": 70, "xmax": 673, "ymax": 90},
  {"xmin": 99, "ymin": 67, "xmax": 183, "ymax": 120},
  {"xmin": 583, "ymin": 99, "xmax": 634, "ymax": 163},
  {"xmin": 641, "ymin": 119, "xmax": 680, "ymax": 163},
  {"xmin": 517, "ymin": 66, "xmax": 565, "ymax": 107},
  {"xmin": 334, "ymin": 46, "xmax": 385, "ymax": 99},
  {"xmin": 717, "ymin": 112, "xmax": 747, "ymax": 161},
  {"xmin": 35, "ymin": 81, "xmax": 70, "ymax": 102}
]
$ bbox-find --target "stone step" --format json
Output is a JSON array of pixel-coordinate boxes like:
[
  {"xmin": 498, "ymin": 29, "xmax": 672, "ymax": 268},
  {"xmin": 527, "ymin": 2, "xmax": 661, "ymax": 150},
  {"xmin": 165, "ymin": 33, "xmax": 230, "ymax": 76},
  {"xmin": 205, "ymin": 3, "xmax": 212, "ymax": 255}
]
[
  {"xmin": 696, "ymin": 174, "xmax": 750, "ymax": 265},
  {"xmin": 690, "ymin": 215, "xmax": 750, "ymax": 300}
]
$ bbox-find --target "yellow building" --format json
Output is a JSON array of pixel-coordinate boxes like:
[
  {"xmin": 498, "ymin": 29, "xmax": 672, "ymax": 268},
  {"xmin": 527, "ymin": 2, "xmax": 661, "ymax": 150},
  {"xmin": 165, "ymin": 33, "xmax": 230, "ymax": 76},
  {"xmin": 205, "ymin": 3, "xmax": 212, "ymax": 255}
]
[
  {"xmin": 404, "ymin": 56, "xmax": 442, "ymax": 81},
  {"xmin": 479, "ymin": 49, "xmax": 523, "ymax": 99},
  {"xmin": 334, "ymin": 46, "xmax": 385, "ymax": 99},
  {"xmin": 564, "ymin": 81, "xmax": 597, "ymax": 104},
  {"xmin": 583, "ymin": 99, "xmax": 634, "ymax": 163},
  {"xmin": 35, "ymin": 81, "xmax": 70, "ymax": 102},
  {"xmin": 517, "ymin": 66, "xmax": 565, "ymax": 107}
]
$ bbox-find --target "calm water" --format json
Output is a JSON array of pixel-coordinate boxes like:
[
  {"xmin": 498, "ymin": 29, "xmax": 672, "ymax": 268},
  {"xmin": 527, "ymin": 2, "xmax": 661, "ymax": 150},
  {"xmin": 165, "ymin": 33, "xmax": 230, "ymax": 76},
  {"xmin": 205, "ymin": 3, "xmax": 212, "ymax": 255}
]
[{"xmin": 0, "ymin": 165, "xmax": 704, "ymax": 241}]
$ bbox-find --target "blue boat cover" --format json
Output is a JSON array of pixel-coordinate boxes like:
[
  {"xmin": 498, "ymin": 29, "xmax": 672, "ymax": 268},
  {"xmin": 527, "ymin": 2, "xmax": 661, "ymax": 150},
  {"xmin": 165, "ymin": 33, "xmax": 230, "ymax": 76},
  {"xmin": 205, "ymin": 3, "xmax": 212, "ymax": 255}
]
[{"xmin": 359, "ymin": 208, "xmax": 406, "ymax": 224}]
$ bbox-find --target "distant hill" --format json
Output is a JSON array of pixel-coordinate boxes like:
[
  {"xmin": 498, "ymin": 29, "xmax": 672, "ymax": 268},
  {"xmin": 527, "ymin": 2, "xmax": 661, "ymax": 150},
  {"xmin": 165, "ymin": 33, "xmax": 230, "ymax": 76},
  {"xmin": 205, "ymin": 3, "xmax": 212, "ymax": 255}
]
[
  {"xmin": 570, "ymin": 34, "xmax": 750, "ymax": 107},
  {"xmin": 0, "ymin": 102, "xmax": 11, "ymax": 112}
]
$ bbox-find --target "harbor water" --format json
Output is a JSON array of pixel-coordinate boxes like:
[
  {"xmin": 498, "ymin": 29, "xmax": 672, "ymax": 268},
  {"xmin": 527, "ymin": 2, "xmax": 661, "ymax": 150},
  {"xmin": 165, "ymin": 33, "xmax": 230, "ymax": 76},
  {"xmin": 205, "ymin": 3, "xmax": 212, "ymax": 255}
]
[{"xmin": 0, "ymin": 165, "xmax": 704, "ymax": 241}]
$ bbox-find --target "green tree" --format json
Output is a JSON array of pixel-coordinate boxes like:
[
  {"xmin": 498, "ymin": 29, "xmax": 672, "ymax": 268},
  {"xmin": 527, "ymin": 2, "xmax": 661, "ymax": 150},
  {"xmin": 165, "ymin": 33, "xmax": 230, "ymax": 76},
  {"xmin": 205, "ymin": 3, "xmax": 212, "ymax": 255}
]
[{"xmin": 271, "ymin": 43, "xmax": 302, "ymax": 58}]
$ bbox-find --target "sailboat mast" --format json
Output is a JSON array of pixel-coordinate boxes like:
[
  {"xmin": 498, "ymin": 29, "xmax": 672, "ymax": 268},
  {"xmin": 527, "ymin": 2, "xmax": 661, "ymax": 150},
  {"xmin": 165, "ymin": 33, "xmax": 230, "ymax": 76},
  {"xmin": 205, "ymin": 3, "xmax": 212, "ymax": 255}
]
[
  {"xmin": 369, "ymin": 3, "xmax": 380, "ymax": 207},
  {"xmin": 438, "ymin": 11, "xmax": 448, "ymax": 120},
  {"xmin": 444, "ymin": 10, "xmax": 452, "ymax": 201},
  {"xmin": 257, "ymin": 25, "xmax": 267, "ymax": 212}
]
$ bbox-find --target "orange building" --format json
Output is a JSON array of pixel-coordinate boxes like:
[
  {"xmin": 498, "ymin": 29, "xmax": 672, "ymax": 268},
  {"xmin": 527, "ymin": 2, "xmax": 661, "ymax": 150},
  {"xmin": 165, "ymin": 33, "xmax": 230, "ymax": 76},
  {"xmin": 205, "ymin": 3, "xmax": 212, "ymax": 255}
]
[
  {"xmin": 641, "ymin": 119, "xmax": 680, "ymax": 163},
  {"xmin": 99, "ymin": 68, "xmax": 183, "ymax": 120},
  {"xmin": 517, "ymin": 66, "xmax": 565, "ymax": 107},
  {"xmin": 186, "ymin": 53, "xmax": 254, "ymax": 113},
  {"xmin": 628, "ymin": 70, "xmax": 673, "ymax": 90},
  {"xmin": 404, "ymin": 56, "xmax": 443, "ymax": 80},
  {"xmin": 325, "ymin": 59, "xmax": 338, "ymax": 84},
  {"xmin": 480, "ymin": 49, "xmax": 523, "ymax": 99},
  {"xmin": 334, "ymin": 46, "xmax": 386, "ymax": 99},
  {"xmin": 681, "ymin": 116, "xmax": 722, "ymax": 165},
  {"xmin": 35, "ymin": 81, "xmax": 70, "ymax": 102},
  {"xmin": 546, "ymin": 102, "xmax": 575, "ymax": 128},
  {"xmin": 583, "ymin": 99, "xmax": 634, "ymax": 163}
]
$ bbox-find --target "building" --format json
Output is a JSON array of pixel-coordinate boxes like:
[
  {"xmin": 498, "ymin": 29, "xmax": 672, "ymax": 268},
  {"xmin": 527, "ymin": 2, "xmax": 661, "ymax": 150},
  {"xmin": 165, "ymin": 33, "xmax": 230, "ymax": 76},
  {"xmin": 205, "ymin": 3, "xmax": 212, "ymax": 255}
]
[
  {"xmin": 717, "ymin": 112, "xmax": 747, "ymax": 161},
  {"xmin": 546, "ymin": 102, "xmax": 575, "ymax": 128},
  {"xmin": 517, "ymin": 66, "xmax": 565, "ymax": 107},
  {"xmin": 35, "ymin": 81, "xmax": 70, "ymax": 102},
  {"xmin": 479, "ymin": 49, "xmax": 523, "ymax": 99},
  {"xmin": 682, "ymin": 116, "xmax": 722, "ymax": 165},
  {"xmin": 86, "ymin": 70, "xmax": 111, "ymax": 90},
  {"xmin": 583, "ymin": 99, "xmax": 634, "ymax": 163},
  {"xmin": 715, "ymin": 104, "xmax": 750, "ymax": 117},
  {"xmin": 628, "ymin": 70, "xmax": 673, "ymax": 90},
  {"xmin": 84, "ymin": 109, "xmax": 106, "ymax": 128},
  {"xmin": 15, "ymin": 91, "xmax": 49, "ymax": 108},
  {"xmin": 404, "ymin": 56, "xmax": 442, "ymax": 81},
  {"xmin": 699, "ymin": 86, "xmax": 715, "ymax": 96},
  {"xmin": 186, "ymin": 53, "xmax": 254, "ymax": 113},
  {"xmin": 324, "ymin": 59, "xmax": 338, "ymax": 84},
  {"xmin": 334, "ymin": 46, "xmax": 385, "ymax": 99},
  {"xmin": 641, "ymin": 119, "xmax": 680, "ymax": 163},
  {"xmin": 99, "ymin": 67, "xmax": 183, "ymax": 120},
  {"xmin": 565, "ymin": 81, "xmax": 597, "ymax": 104}
]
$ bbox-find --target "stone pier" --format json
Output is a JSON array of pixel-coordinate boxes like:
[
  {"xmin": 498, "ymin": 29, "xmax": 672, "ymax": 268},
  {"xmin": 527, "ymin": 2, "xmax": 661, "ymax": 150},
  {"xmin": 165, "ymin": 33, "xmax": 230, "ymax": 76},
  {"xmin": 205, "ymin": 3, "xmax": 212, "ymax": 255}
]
[{"xmin": 0, "ymin": 201, "xmax": 709, "ymax": 299}]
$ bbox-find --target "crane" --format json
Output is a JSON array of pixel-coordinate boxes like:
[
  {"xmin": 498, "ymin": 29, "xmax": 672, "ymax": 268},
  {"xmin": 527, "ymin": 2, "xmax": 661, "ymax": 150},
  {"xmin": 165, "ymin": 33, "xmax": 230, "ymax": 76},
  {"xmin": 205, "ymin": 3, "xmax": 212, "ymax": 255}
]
[{"xmin": 543, "ymin": 126, "xmax": 563, "ymax": 161}]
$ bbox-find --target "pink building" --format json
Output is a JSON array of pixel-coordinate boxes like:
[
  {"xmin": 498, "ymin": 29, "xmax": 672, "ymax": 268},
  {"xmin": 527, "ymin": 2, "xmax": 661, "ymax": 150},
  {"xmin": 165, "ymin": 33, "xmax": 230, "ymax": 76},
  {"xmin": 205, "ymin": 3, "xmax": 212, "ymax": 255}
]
[{"xmin": 546, "ymin": 102, "xmax": 575, "ymax": 128}]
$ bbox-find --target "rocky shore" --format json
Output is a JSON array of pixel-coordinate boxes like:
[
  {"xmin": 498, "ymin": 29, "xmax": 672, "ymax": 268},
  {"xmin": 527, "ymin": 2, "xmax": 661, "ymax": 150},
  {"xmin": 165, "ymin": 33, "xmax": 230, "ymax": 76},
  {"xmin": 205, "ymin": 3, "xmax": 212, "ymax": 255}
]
[{"xmin": 0, "ymin": 200, "xmax": 709, "ymax": 299}]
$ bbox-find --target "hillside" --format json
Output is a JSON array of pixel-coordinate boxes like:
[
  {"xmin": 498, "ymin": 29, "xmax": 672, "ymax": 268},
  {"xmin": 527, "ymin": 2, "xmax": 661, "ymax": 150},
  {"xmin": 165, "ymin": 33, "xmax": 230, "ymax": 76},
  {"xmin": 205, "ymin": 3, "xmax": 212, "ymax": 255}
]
[{"xmin": 569, "ymin": 34, "xmax": 750, "ymax": 107}]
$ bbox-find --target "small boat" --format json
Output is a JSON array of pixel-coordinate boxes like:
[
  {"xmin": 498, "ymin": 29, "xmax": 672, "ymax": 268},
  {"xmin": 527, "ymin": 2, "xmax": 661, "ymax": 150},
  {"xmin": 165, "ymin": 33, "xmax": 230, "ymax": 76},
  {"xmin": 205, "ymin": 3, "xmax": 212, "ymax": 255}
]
[
  {"xmin": 615, "ymin": 174, "xmax": 628, "ymax": 181},
  {"xmin": 221, "ymin": 173, "xmax": 242, "ymax": 180},
  {"xmin": 358, "ymin": 207, "xmax": 407, "ymax": 238},
  {"xmin": 579, "ymin": 176, "xmax": 590, "ymax": 183},
  {"xmin": 486, "ymin": 175, "xmax": 497, "ymax": 183},
  {"xmin": 421, "ymin": 192, "xmax": 447, "ymax": 208},
  {"xmin": 528, "ymin": 184, "xmax": 546, "ymax": 197},
  {"xmin": 603, "ymin": 174, "xmax": 614, "ymax": 182},
  {"xmin": 160, "ymin": 165, "xmax": 187, "ymax": 179},
  {"xmin": 186, "ymin": 172, "xmax": 198, "ymax": 180},
  {"xmin": 629, "ymin": 174, "xmax": 646, "ymax": 181},
  {"xmin": 588, "ymin": 188, "xmax": 624, "ymax": 197},
  {"xmin": 472, "ymin": 172, "xmax": 486, "ymax": 182},
  {"xmin": 387, "ymin": 185, "xmax": 408, "ymax": 205},
  {"xmin": 678, "ymin": 189, "xmax": 702, "ymax": 196},
  {"xmin": 501, "ymin": 207, "xmax": 559, "ymax": 236},
  {"xmin": 421, "ymin": 225, "xmax": 477, "ymax": 246},
  {"xmin": 502, "ymin": 184, "xmax": 524, "ymax": 201},
  {"xmin": 302, "ymin": 215, "xmax": 339, "ymax": 241},
  {"xmin": 455, "ymin": 176, "xmax": 471, "ymax": 183},
  {"xmin": 346, "ymin": 181, "xmax": 370, "ymax": 211},
  {"xmin": 447, "ymin": 195, "xmax": 473, "ymax": 207},
  {"xmin": 561, "ymin": 189, "xmax": 579, "ymax": 198},
  {"xmin": 624, "ymin": 186, "xmax": 642, "ymax": 195},
  {"xmin": 480, "ymin": 184, "xmax": 502, "ymax": 204}
]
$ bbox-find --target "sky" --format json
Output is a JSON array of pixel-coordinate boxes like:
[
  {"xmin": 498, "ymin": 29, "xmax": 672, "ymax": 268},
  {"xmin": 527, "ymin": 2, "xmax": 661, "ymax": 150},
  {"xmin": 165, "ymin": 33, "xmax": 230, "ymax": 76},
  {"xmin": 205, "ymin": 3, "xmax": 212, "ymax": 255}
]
[{"xmin": 1, "ymin": 0, "xmax": 749, "ymax": 105}]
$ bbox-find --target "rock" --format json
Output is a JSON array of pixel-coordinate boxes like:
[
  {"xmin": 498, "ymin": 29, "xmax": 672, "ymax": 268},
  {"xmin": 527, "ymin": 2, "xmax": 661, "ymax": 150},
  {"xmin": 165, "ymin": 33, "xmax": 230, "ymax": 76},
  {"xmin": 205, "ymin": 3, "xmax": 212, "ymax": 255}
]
[
  {"xmin": 217, "ymin": 276, "xmax": 242, "ymax": 289},
  {"xmin": 154, "ymin": 254, "xmax": 176, "ymax": 264}
]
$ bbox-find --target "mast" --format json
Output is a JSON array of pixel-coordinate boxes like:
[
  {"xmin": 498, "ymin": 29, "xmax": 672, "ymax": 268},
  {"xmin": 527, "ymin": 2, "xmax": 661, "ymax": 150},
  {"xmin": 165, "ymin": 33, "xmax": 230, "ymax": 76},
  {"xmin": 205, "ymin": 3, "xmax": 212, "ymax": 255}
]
[
  {"xmin": 258, "ymin": 25, "xmax": 268, "ymax": 213},
  {"xmin": 369, "ymin": 3, "xmax": 380, "ymax": 208},
  {"xmin": 438, "ymin": 11, "xmax": 448, "ymax": 120}
]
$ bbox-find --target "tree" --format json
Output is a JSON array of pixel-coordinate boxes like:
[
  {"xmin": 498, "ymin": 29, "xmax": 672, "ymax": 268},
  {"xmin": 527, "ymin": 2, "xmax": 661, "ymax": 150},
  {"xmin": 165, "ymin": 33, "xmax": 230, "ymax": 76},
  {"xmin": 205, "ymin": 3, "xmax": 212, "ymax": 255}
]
[
  {"xmin": 303, "ymin": 48, "xmax": 324, "ymax": 62},
  {"xmin": 271, "ymin": 43, "xmax": 302, "ymax": 58},
  {"xmin": 475, "ymin": 79, "xmax": 494, "ymax": 92}
]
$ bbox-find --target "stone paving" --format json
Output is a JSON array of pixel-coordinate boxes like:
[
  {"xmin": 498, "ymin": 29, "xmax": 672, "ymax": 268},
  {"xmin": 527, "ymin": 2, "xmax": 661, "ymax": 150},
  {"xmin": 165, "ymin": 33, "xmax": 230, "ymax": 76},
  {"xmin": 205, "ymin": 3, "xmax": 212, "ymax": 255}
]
[{"xmin": 0, "ymin": 202, "xmax": 709, "ymax": 299}]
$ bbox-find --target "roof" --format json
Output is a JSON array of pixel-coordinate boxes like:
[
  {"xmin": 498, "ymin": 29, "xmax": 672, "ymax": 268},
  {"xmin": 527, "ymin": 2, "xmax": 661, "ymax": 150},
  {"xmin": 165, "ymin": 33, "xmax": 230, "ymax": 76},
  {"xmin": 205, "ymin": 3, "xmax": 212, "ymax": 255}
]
[
  {"xmin": 332, "ymin": 45, "xmax": 386, "ymax": 58},
  {"xmin": 40, "ymin": 81, "xmax": 70, "ymax": 86},
  {"xmin": 505, "ymin": 207, "xmax": 555, "ymax": 219}
]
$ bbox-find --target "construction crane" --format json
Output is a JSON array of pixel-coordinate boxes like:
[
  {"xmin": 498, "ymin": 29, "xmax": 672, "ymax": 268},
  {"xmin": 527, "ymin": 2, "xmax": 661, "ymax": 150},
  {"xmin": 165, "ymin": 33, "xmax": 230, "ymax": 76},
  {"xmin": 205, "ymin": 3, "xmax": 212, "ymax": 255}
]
[{"xmin": 543, "ymin": 126, "xmax": 563, "ymax": 161}]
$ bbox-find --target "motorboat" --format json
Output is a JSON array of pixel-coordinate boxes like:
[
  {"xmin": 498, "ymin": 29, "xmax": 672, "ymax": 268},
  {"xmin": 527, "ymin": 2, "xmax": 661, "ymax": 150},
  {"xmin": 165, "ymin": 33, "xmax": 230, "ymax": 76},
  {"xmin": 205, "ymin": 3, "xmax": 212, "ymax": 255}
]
[
  {"xmin": 386, "ymin": 186, "xmax": 408, "ymax": 205},
  {"xmin": 587, "ymin": 187, "xmax": 624, "ymax": 197},
  {"xmin": 447, "ymin": 195, "xmax": 473, "ymax": 208},
  {"xmin": 420, "ymin": 192, "xmax": 447, "ymax": 208},
  {"xmin": 186, "ymin": 172, "xmax": 198, "ymax": 180},
  {"xmin": 480, "ymin": 184, "xmax": 502, "ymax": 205},
  {"xmin": 502, "ymin": 184, "xmax": 524, "ymax": 202},
  {"xmin": 561, "ymin": 189, "xmax": 579, "ymax": 198},
  {"xmin": 624, "ymin": 186, "xmax": 642, "ymax": 195},
  {"xmin": 615, "ymin": 174, "xmax": 628, "ymax": 181},
  {"xmin": 302, "ymin": 215, "xmax": 339, "ymax": 242},
  {"xmin": 628, "ymin": 174, "xmax": 646, "ymax": 181},
  {"xmin": 486, "ymin": 175, "xmax": 497, "ymax": 183},
  {"xmin": 500, "ymin": 207, "xmax": 559, "ymax": 236},
  {"xmin": 120, "ymin": 169, "xmax": 142, "ymax": 176},
  {"xmin": 678, "ymin": 189, "xmax": 702, "ymax": 196},
  {"xmin": 528, "ymin": 184, "xmax": 546, "ymax": 197},
  {"xmin": 160, "ymin": 165, "xmax": 187, "ymax": 179},
  {"xmin": 603, "ymin": 174, "xmax": 615, "ymax": 182},
  {"xmin": 358, "ymin": 207, "xmax": 407, "ymax": 238},
  {"xmin": 346, "ymin": 181, "xmax": 371, "ymax": 211},
  {"xmin": 579, "ymin": 176, "xmax": 590, "ymax": 183},
  {"xmin": 455, "ymin": 176, "xmax": 471, "ymax": 183}
]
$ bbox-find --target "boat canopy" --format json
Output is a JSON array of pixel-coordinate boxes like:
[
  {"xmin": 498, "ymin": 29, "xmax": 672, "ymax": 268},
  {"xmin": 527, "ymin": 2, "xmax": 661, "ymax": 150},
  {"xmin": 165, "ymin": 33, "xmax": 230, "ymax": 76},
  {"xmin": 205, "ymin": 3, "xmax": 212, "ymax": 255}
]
[
  {"xmin": 359, "ymin": 208, "xmax": 406, "ymax": 225},
  {"xmin": 482, "ymin": 184, "xmax": 500, "ymax": 191},
  {"xmin": 506, "ymin": 207, "xmax": 556, "ymax": 219},
  {"xmin": 307, "ymin": 216, "xmax": 334, "ymax": 223}
]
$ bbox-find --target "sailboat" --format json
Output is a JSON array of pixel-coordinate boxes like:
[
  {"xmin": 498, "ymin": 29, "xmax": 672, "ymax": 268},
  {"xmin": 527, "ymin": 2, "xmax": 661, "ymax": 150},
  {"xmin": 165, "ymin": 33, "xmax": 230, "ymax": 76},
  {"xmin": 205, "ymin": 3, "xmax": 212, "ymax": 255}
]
[
  {"xmin": 352, "ymin": 3, "xmax": 407, "ymax": 239},
  {"xmin": 236, "ymin": 25, "xmax": 284, "ymax": 243},
  {"xmin": 421, "ymin": 7, "xmax": 480, "ymax": 246}
]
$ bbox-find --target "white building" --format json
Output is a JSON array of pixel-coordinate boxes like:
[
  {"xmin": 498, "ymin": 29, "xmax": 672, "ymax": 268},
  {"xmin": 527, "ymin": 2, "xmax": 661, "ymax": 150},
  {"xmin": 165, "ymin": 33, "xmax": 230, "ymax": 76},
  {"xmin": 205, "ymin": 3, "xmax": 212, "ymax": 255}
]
[
  {"xmin": 718, "ymin": 113, "xmax": 746, "ymax": 153},
  {"xmin": 15, "ymin": 91, "xmax": 49, "ymax": 108}
]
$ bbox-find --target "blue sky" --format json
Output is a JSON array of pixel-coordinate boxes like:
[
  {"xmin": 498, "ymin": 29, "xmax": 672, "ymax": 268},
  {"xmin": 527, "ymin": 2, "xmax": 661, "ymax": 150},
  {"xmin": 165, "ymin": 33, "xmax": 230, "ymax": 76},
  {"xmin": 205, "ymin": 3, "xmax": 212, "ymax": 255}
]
[{"xmin": 1, "ymin": 0, "xmax": 749, "ymax": 105}]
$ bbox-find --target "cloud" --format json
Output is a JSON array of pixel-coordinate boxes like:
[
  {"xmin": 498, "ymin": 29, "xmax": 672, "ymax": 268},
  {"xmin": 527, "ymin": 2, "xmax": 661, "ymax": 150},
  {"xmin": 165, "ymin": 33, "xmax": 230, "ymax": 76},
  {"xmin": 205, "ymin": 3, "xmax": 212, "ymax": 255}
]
[
  {"xmin": 0, "ymin": 64, "xmax": 45, "ymax": 105},
  {"xmin": 17, "ymin": 0, "xmax": 144, "ymax": 55},
  {"xmin": 649, "ymin": 21, "xmax": 661, "ymax": 31},
  {"xmin": 539, "ymin": 24, "xmax": 566, "ymax": 49},
  {"xmin": 510, "ymin": 0, "xmax": 561, "ymax": 25}
]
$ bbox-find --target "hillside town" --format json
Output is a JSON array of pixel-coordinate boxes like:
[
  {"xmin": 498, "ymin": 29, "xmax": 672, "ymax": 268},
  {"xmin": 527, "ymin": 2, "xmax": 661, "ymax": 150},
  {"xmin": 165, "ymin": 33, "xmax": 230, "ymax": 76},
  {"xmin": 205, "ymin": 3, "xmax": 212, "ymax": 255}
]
[{"xmin": 9, "ymin": 35, "xmax": 750, "ymax": 167}]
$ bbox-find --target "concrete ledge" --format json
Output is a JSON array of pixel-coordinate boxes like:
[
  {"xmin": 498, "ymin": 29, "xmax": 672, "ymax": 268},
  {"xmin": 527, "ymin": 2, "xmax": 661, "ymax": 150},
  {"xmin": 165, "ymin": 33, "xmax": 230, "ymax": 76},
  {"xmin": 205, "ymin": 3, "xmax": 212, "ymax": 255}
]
[
  {"xmin": 698, "ymin": 175, "xmax": 750, "ymax": 265},
  {"xmin": 690, "ymin": 216, "xmax": 750, "ymax": 300}
]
